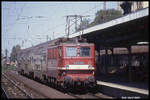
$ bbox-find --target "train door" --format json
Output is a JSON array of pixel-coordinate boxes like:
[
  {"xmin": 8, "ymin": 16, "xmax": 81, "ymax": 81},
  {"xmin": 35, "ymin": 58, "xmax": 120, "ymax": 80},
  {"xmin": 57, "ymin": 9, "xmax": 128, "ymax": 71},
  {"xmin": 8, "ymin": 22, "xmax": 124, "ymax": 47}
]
[
  {"xmin": 57, "ymin": 46, "xmax": 63, "ymax": 81},
  {"xmin": 47, "ymin": 48, "xmax": 58, "ymax": 79}
]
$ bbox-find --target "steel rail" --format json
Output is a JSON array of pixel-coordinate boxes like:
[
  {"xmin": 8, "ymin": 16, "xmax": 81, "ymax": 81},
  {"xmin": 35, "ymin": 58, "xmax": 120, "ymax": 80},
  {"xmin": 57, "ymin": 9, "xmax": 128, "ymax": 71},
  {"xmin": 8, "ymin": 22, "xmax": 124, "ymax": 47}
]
[
  {"xmin": 2, "ymin": 73, "xmax": 33, "ymax": 98},
  {"xmin": 88, "ymin": 93, "xmax": 113, "ymax": 99},
  {"xmin": 1, "ymin": 86, "xmax": 9, "ymax": 99},
  {"xmin": 67, "ymin": 92, "xmax": 100, "ymax": 99}
]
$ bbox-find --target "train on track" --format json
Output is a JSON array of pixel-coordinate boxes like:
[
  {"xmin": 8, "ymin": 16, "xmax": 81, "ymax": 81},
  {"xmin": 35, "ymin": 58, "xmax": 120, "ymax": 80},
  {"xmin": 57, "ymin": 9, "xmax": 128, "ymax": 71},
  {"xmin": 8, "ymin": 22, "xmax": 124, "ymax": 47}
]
[{"xmin": 17, "ymin": 37, "xmax": 96, "ymax": 88}]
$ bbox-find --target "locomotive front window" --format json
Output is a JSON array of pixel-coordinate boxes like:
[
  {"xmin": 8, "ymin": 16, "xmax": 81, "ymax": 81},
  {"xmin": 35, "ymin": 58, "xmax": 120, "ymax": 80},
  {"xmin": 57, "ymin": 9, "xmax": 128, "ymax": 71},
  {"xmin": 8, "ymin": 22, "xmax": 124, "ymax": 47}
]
[
  {"xmin": 80, "ymin": 47, "xmax": 91, "ymax": 57},
  {"xmin": 66, "ymin": 47, "xmax": 77, "ymax": 57}
]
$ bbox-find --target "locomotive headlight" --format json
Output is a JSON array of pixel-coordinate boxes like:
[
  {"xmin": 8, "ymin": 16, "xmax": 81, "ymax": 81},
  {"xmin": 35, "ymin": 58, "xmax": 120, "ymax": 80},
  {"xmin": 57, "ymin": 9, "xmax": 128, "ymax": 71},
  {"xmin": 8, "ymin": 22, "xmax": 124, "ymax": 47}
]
[
  {"xmin": 65, "ymin": 65, "xmax": 69, "ymax": 69},
  {"xmin": 77, "ymin": 43, "xmax": 80, "ymax": 46},
  {"xmin": 88, "ymin": 65, "xmax": 92, "ymax": 69},
  {"xmin": 93, "ymin": 71, "xmax": 95, "ymax": 75},
  {"xmin": 63, "ymin": 72, "xmax": 66, "ymax": 76}
]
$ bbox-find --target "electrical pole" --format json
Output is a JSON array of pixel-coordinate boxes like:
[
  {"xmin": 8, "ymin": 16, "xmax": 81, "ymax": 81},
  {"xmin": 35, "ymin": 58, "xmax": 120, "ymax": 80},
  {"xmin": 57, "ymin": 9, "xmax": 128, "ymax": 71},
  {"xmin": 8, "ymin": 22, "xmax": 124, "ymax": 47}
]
[
  {"xmin": 80, "ymin": 16, "xmax": 83, "ymax": 39},
  {"xmin": 66, "ymin": 16, "xmax": 70, "ymax": 38},
  {"xmin": 65, "ymin": 15, "xmax": 89, "ymax": 39},
  {"xmin": 75, "ymin": 15, "xmax": 77, "ymax": 32},
  {"xmin": 103, "ymin": 1, "xmax": 106, "ymax": 23},
  {"xmin": 53, "ymin": 32, "xmax": 55, "ymax": 39},
  {"xmin": 47, "ymin": 35, "xmax": 49, "ymax": 41}
]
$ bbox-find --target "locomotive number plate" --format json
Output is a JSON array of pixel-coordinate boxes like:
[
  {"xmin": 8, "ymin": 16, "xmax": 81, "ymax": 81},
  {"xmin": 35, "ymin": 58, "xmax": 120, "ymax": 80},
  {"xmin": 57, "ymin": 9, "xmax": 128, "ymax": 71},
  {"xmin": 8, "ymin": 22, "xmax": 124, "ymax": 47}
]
[{"xmin": 73, "ymin": 61, "xmax": 84, "ymax": 65}]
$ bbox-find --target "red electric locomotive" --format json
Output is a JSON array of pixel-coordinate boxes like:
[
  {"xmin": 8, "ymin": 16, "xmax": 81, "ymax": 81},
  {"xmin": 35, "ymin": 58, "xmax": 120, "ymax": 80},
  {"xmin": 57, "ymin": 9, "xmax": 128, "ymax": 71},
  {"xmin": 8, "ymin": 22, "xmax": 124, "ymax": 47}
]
[
  {"xmin": 46, "ymin": 38, "xmax": 96, "ymax": 88},
  {"xmin": 17, "ymin": 38, "xmax": 96, "ymax": 88}
]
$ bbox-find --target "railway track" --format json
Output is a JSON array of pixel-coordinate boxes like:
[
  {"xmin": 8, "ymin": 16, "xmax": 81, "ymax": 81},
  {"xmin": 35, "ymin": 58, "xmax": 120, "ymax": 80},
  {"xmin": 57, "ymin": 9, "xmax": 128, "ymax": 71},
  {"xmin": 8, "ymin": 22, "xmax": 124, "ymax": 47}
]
[
  {"xmin": 62, "ymin": 85, "xmax": 113, "ymax": 99},
  {"xmin": 67, "ymin": 92, "xmax": 98, "ymax": 99},
  {"xmin": 1, "ymin": 73, "xmax": 46, "ymax": 98},
  {"xmin": 1, "ymin": 87, "xmax": 9, "ymax": 98},
  {"xmin": 2, "ymin": 73, "xmax": 32, "ymax": 98},
  {"xmin": 40, "ymin": 78, "xmax": 113, "ymax": 99},
  {"xmin": 2, "ymin": 71, "xmax": 74, "ymax": 99},
  {"xmin": 67, "ymin": 92, "xmax": 113, "ymax": 99},
  {"xmin": 2, "ymin": 70, "xmax": 113, "ymax": 99}
]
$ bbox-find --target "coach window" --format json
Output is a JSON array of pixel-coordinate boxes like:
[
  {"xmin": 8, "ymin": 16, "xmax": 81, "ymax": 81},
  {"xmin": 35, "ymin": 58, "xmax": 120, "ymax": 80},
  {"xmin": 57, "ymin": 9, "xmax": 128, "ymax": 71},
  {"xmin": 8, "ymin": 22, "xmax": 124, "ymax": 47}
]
[
  {"xmin": 34, "ymin": 59, "xmax": 36, "ymax": 63},
  {"xmin": 53, "ymin": 49, "xmax": 55, "ymax": 59},
  {"xmin": 54, "ymin": 49, "xmax": 56, "ymax": 58},
  {"xmin": 30, "ymin": 57, "xmax": 31, "ymax": 63},
  {"xmin": 22, "ymin": 57, "xmax": 24, "ymax": 61},
  {"xmin": 28, "ymin": 57, "xmax": 31, "ymax": 63},
  {"xmin": 80, "ymin": 47, "xmax": 91, "ymax": 57},
  {"xmin": 50, "ymin": 49, "xmax": 52, "ymax": 59},
  {"xmin": 54, "ymin": 49, "xmax": 55, "ymax": 58},
  {"xmin": 51, "ymin": 49, "xmax": 54, "ymax": 59},
  {"xmin": 31, "ymin": 57, "xmax": 33, "ymax": 63},
  {"xmin": 59, "ymin": 48, "xmax": 62, "ymax": 57},
  {"xmin": 51, "ymin": 49, "xmax": 53, "ymax": 59},
  {"xmin": 32, "ymin": 57, "xmax": 33, "ymax": 63},
  {"xmin": 42, "ymin": 54, "xmax": 46, "ymax": 63},
  {"xmin": 50, "ymin": 50, "xmax": 51, "ymax": 58}
]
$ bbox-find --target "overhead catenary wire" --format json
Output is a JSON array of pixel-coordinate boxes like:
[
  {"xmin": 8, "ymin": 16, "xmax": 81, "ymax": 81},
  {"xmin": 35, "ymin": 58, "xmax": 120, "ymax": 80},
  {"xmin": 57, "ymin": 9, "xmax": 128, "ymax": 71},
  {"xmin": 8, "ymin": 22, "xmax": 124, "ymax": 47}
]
[
  {"xmin": 18, "ymin": 3, "xmax": 101, "ymax": 36},
  {"xmin": 37, "ymin": 2, "xmax": 104, "ymax": 38},
  {"xmin": 4, "ymin": 3, "xmax": 101, "ymax": 39},
  {"xmin": 3, "ymin": 2, "xmax": 103, "ymax": 48},
  {"xmin": 3, "ymin": 2, "xmax": 117, "ymax": 51},
  {"xmin": 15, "ymin": 2, "xmax": 64, "ymax": 40},
  {"xmin": 5, "ymin": 3, "xmax": 26, "ymax": 34},
  {"xmin": 62, "ymin": 3, "xmax": 104, "ymax": 37},
  {"xmin": 3, "ymin": 4, "xmax": 26, "ymax": 50}
]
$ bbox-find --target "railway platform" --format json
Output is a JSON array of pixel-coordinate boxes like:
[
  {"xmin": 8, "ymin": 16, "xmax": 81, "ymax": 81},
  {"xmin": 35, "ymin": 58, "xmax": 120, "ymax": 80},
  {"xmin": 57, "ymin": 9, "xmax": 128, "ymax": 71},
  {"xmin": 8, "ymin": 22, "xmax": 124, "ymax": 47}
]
[{"xmin": 96, "ymin": 75, "xmax": 148, "ymax": 99}]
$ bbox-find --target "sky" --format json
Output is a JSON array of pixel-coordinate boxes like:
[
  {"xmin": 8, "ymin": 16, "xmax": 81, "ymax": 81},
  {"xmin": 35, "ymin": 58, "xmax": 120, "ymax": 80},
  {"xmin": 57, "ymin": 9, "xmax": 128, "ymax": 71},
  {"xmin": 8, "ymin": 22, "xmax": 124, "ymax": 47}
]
[{"xmin": 2, "ymin": 1, "xmax": 118, "ymax": 56}]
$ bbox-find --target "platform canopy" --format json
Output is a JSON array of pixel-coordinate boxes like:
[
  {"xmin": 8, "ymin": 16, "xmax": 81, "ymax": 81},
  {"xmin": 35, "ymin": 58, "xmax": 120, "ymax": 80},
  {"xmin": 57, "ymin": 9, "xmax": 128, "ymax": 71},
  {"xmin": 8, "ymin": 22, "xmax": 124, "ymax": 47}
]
[{"xmin": 69, "ymin": 8, "xmax": 149, "ymax": 50}]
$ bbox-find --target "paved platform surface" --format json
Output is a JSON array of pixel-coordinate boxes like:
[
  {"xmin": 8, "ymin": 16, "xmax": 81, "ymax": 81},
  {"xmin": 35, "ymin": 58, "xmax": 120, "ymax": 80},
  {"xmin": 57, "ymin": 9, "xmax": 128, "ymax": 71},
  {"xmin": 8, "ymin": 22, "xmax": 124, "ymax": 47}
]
[
  {"xmin": 96, "ymin": 74, "xmax": 148, "ymax": 98},
  {"xmin": 96, "ymin": 74, "xmax": 148, "ymax": 90},
  {"xmin": 97, "ymin": 81, "xmax": 148, "ymax": 95}
]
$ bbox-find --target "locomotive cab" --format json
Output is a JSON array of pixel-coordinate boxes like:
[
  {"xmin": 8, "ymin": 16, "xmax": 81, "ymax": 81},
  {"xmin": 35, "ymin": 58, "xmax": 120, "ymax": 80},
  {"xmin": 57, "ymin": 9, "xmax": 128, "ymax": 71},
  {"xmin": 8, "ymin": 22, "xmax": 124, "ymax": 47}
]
[{"xmin": 58, "ymin": 43, "xmax": 96, "ymax": 88}]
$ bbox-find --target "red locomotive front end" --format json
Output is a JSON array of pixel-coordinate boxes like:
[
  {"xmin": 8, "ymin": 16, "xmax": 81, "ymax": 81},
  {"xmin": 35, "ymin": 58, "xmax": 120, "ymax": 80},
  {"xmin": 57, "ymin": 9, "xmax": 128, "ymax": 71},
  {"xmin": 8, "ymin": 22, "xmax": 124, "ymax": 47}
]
[{"xmin": 58, "ymin": 43, "xmax": 96, "ymax": 88}]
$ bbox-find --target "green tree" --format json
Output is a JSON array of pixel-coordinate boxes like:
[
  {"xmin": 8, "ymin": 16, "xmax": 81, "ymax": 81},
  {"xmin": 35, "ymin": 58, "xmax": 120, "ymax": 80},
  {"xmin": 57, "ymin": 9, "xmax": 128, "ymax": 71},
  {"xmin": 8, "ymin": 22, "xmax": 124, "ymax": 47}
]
[
  {"xmin": 76, "ymin": 9, "xmax": 122, "ymax": 31},
  {"xmin": 89, "ymin": 9, "xmax": 122, "ymax": 27},
  {"xmin": 1, "ymin": 53, "xmax": 4, "ymax": 60},
  {"xmin": 10, "ymin": 45, "xmax": 21, "ymax": 62}
]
